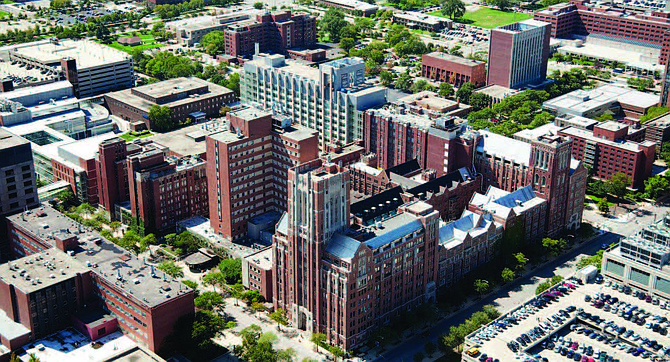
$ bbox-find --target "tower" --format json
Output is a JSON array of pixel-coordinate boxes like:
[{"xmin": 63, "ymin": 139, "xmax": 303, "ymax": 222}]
[
  {"xmin": 273, "ymin": 159, "xmax": 349, "ymax": 331},
  {"xmin": 529, "ymin": 134, "xmax": 573, "ymax": 237}
]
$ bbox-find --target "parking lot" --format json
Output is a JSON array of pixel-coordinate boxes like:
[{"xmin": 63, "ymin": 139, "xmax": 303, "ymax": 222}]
[
  {"xmin": 462, "ymin": 276, "xmax": 670, "ymax": 362},
  {"xmin": 440, "ymin": 23, "xmax": 489, "ymax": 45}
]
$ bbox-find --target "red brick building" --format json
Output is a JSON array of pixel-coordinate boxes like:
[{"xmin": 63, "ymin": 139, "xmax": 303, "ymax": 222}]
[
  {"xmin": 127, "ymin": 145, "xmax": 208, "ymax": 234},
  {"xmin": 97, "ymin": 138, "xmax": 136, "ymax": 215},
  {"xmin": 207, "ymin": 105, "xmax": 319, "ymax": 241},
  {"xmin": 534, "ymin": 0, "xmax": 670, "ymax": 65},
  {"xmin": 421, "ymin": 52, "xmax": 487, "ymax": 87},
  {"xmin": 223, "ymin": 11, "xmax": 317, "ymax": 59},
  {"xmin": 105, "ymin": 77, "xmax": 236, "ymax": 131},
  {"xmin": 558, "ymin": 121, "xmax": 656, "ymax": 188},
  {"xmin": 242, "ymin": 247, "xmax": 273, "ymax": 302},
  {"xmin": 3, "ymin": 205, "xmax": 195, "ymax": 353},
  {"xmin": 273, "ymin": 159, "xmax": 440, "ymax": 349}
]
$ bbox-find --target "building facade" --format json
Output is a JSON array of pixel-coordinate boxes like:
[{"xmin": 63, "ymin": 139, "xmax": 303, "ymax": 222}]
[
  {"xmin": 0, "ymin": 129, "xmax": 38, "ymax": 217},
  {"xmin": 3, "ymin": 204, "xmax": 195, "ymax": 353},
  {"xmin": 105, "ymin": 77, "xmax": 237, "ymax": 131},
  {"xmin": 314, "ymin": 0, "xmax": 378, "ymax": 16},
  {"xmin": 206, "ymin": 105, "xmax": 319, "ymax": 241},
  {"xmin": 487, "ymin": 20, "xmax": 551, "ymax": 89},
  {"xmin": 273, "ymin": 159, "xmax": 440, "ymax": 349},
  {"xmin": 223, "ymin": 11, "xmax": 317, "ymax": 59},
  {"xmin": 421, "ymin": 52, "xmax": 487, "ymax": 87},
  {"xmin": 241, "ymin": 54, "xmax": 387, "ymax": 146},
  {"xmin": 534, "ymin": 0, "xmax": 670, "ymax": 65},
  {"xmin": 558, "ymin": 122, "xmax": 656, "ymax": 187}
]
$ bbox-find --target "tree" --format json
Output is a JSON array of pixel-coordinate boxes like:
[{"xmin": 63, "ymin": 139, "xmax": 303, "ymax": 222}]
[
  {"xmin": 254, "ymin": 1, "xmax": 264, "ymax": 8},
  {"xmin": 270, "ymin": 308, "xmax": 289, "ymax": 330},
  {"xmin": 394, "ymin": 73, "xmax": 413, "ymax": 92},
  {"xmin": 223, "ymin": 72, "xmax": 241, "ymax": 96},
  {"xmin": 203, "ymin": 271, "xmax": 226, "ymax": 292},
  {"xmin": 157, "ymin": 260, "xmax": 184, "ymax": 278},
  {"xmin": 605, "ymin": 172, "xmax": 630, "ymax": 200},
  {"xmin": 439, "ymin": 82, "xmax": 454, "ymax": 98},
  {"xmin": 514, "ymin": 252, "xmax": 527, "ymax": 272},
  {"xmin": 645, "ymin": 175, "xmax": 670, "ymax": 200},
  {"xmin": 542, "ymin": 237, "xmax": 568, "ymax": 257},
  {"xmin": 339, "ymin": 37, "xmax": 355, "ymax": 52},
  {"xmin": 441, "ymin": 0, "xmax": 466, "ymax": 19},
  {"xmin": 149, "ymin": 105, "xmax": 174, "ymax": 132},
  {"xmin": 219, "ymin": 258, "xmax": 242, "ymax": 284},
  {"xmin": 501, "ymin": 267, "xmax": 515, "ymax": 283},
  {"xmin": 424, "ymin": 341, "xmax": 437, "ymax": 356},
  {"xmin": 229, "ymin": 283, "xmax": 245, "ymax": 306},
  {"xmin": 277, "ymin": 348, "xmax": 297, "ymax": 362},
  {"xmin": 50, "ymin": 0, "xmax": 71, "ymax": 9},
  {"xmin": 413, "ymin": 351, "xmax": 425, "ymax": 362},
  {"xmin": 473, "ymin": 279, "xmax": 489, "ymax": 297},
  {"xmin": 380, "ymin": 70, "xmax": 394, "ymax": 87},
  {"xmin": 455, "ymin": 82, "xmax": 475, "ymax": 104},
  {"xmin": 486, "ymin": 0, "xmax": 511, "ymax": 10},
  {"xmin": 311, "ymin": 332, "xmax": 327, "ymax": 352},
  {"xmin": 201, "ymin": 30, "xmax": 226, "ymax": 56},
  {"xmin": 182, "ymin": 280, "xmax": 199, "ymax": 297},
  {"xmin": 192, "ymin": 310, "xmax": 226, "ymax": 348},
  {"xmin": 467, "ymin": 92, "xmax": 491, "ymax": 111},
  {"xmin": 597, "ymin": 197, "xmax": 610, "ymax": 214},
  {"xmin": 410, "ymin": 79, "xmax": 434, "ymax": 93},
  {"xmin": 319, "ymin": 8, "xmax": 347, "ymax": 42},
  {"xmin": 195, "ymin": 291, "xmax": 225, "ymax": 313}
]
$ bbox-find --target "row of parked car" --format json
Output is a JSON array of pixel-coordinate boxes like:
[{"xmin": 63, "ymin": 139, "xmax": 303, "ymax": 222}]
[
  {"xmin": 507, "ymin": 307, "xmax": 577, "ymax": 353},
  {"xmin": 587, "ymin": 292, "xmax": 670, "ymax": 336}
]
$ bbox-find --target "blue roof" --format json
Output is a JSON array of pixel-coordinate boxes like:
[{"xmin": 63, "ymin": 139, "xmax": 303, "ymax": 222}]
[
  {"xmin": 364, "ymin": 213, "xmax": 424, "ymax": 250},
  {"xmin": 190, "ymin": 111, "xmax": 206, "ymax": 118},
  {"xmin": 325, "ymin": 234, "xmax": 361, "ymax": 261},
  {"xmin": 492, "ymin": 185, "xmax": 536, "ymax": 208}
]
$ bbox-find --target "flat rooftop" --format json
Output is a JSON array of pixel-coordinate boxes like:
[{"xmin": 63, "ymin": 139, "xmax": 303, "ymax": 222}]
[
  {"xmin": 17, "ymin": 328, "xmax": 136, "ymax": 362},
  {"xmin": 514, "ymin": 123, "xmax": 563, "ymax": 143},
  {"xmin": 559, "ymin": 126, "xmax": 648, "ymax": 153},
  {"xmin": 0, "ymin": 249, "xmax": 90, "ymax": 294},
  {"xmin": 544, "ymin": 84, "xmax": 659, "ymax": 115},
  {"xmin": 557, "ymin": 42, "xmax": 664, "ymax": 72},
  {"xmin": 179, "ymin": 216, "xmax": 266, "ymax": 258},
  {"xmin": 394, "ymin": 11, "xmax": 451, "ymax": 25},
  {"xmin": 425, "ymin": 52, "xmax": 484, "ymax": 66},
  {"xmin": 0, "ymin": 309, "xmax": 30, "ymax": 341},
  {"xmin": 244, "ymin": 247, "xmax": 273, "ymax": 270},
  {"xmin": 7, "ymin": 39, "xmax": 130, "ymax": 69},
  {"xmin": 477, "ymin": 130, "xmax": 531, "ymax": 165},
  {"xmin": 0, "ymin": 127, "xmax": 29, "ymax": 150},
  {"xmin": 365, "ymin": 107, "xmax": 435, "ymax": 130},
  {"xmin": 475, "ymin": 84, "xmax": 521, "ymax": 99},
  {"xmin": 105, "ymin": 77, "xmax": 233, "ymax": 111},
  {"xmin": 7, "ymin": 204, "xmax": 192, "ymax": 308},
  {"xmin": 149, "ymin": 120, "xmax": 229, "ymax": 157},
  {"xmin": 317, "ymin": 0, "xmax": 378, "ymax": 11}
]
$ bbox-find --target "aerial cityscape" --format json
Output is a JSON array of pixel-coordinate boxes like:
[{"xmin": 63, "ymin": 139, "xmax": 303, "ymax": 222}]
[{"xmin": 0, "ymin": 0, "xmax": 670, "ymax": 360}]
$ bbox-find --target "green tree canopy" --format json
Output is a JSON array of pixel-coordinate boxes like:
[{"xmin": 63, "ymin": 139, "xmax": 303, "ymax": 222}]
[
  {"xmin": 157, "ymin": 260, "xmax": 184, "ymax": 278},
  {"xmin": 195, "ymin": 291, "xmax": 225, "ymax": 313},
  {"xmin": 149, "ymin": 104, "xmax": 174, "ymax": 132},
  {"xmin": 645, "ymin": 175, "xmax": 670, "ymax": 200},
  {"xmin": 201, "ymin": 30, "xmax": 226, "ymax": 56},
  {"xmin": 605, "ymin": 172, "xmax": 630, "ymax": 199},
  {"xmin": 219, "ymin": 258, "xmax": 242, "ymax": 284},
  {"xmin": 455, "ymin": 82, "xmax": 474, "ymax": 104},
  {"xmin": 319, "ymin": 8, "xmax": 347, "ymax": 42},
  {"xmin": 441, "ymin": 0, "xmax": 466, "ymax": 19}
]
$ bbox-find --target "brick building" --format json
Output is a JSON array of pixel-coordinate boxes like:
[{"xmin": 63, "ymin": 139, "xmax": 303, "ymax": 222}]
[
  {"xmin": 273, "ymin": 159, "xmax": 440, "ymax": 349},
  {"xmin": 0, "ymin": 129, "xmax": 38, "ymax": 217},
  {"xmin": 105, "ymin": 77, "xmax": 236, "ymax": 131},
  {"xmin": 421, "ymin": 52, "xmax": 487, "ymax": 87},
  {"xmin": 126, "ymin": 145, "xmax": 208, "ymax": 234},
  {"xmin": 534, "ymin": 0, "xmax": 670, "ymax": 65},
  {"xmin": 206, "ymin": 105, "xmax": 319, "ymax": 241},
  {"xmin": 223, "ymin": 11, "xmax": 317, "ymax": 59},
  {"xmin": 558, "ymin": 121, "xmax": 656, "ymax": 188},
  {"xmin": 242, "ymin": 247, "xmax": 273, "ymax": 301},
  {"xmin": 487, "ymin": 20, "xmax": 551, "ymax": 89},
  {"xmin": 3, "ymin": 204, "xmax": 194, "ymax": 353},
  {"xmin": 392, "ymin": 12, "xmax": 452, "ymax": 32}
]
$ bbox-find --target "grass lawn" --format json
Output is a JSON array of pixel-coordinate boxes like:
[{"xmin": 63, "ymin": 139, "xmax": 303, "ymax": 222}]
[
  {"xmin": 586, "ymin": 195, "xmax": 615, "ymax": 207},
  {"xmin": 102, "ymin": 33, "xmax": 164, "ymax": 54},
  {"xmin": 2, "ymin": 0, "xmax": 14, "ymax": 3},
  {"xmin": 0, "ymin": 10, "xmax": 10, "ymax": 18},
  {"xmin": 119, "ymin": 130, "xmax": 153, "ymax": 142},
  {"xmin": 429, "ymin": 8, "xmax": 532, "ymax": 29},
  {"xmin": 409, "ymin": 28, "xmax": 432, "ymax": 36}
]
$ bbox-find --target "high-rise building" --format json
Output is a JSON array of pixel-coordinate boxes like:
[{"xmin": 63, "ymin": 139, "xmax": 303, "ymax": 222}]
[
  {"xmin": 241, "ymin": 54, "xmax": 387, "ymax": 146},
  {"xmin": 0, "ymin": 129, "xmax": 38, "ymax": 217},
  {"xmin": 273, "ymin": 159, "xmax": 440, "ymax": 349},
  {"xmin": 487, "ymin": 19, "xmax": 551, "ymax": 89},
  {"xmin": 206, "ymin": 105, "xmax": 319, "ymax": 240},
  {"xmin": 223, "ymin": 11, "xmax": 317, "ymax": 59}
]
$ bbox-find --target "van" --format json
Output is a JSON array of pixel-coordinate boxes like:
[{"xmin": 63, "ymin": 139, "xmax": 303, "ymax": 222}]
[{"xmin": 466, "ymin": 347, "xmax": 480, "ymax": 356}]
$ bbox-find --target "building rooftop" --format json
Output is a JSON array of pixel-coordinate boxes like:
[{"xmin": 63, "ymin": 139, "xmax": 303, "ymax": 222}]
[
  {"xmin": 0, "ymin": 309, "xmax": 30, "ymax": 341},
  {"xmin": 0, "ymin": 249, "xmax": 90, "ymax": 294},
  {"xmin": 543, "ymin": 84, "xmax": 659, "ymax": 115},
  {"xmin": 439, "ymin": 210, "xmax": 501, "ymax": 250},
  {"xmin": 149, "ymin": 119, "xmax": 229, "ymax": 157},
  {"xmin": 477, "ymin": 130, "xmax": 532, "ymax": 165},
  {"xmin": 7, "ymin": 205, "xmax": 192, "ymax": 308},
  {"xmin": 425, "ymin": 52, "xmax": 484, "ymax": 66},
  {"xmin": 470, "ymin": 185, "xmax": 546, "ymax": 219},
  {"xmin": 105, "ymin": 77, "xmax": 233, "ymax": 112},
  {"xmin": 366, "ymin": 107, "xmax": 435, "ymax": 130},
  {"xmin": 0, "ymin": 127, "xmax": 28, "ymax": 150},
  {"xmin": 475, "ymin": 84, "xmax": 521, "ymax": 100},
  {"xmin": 18, "ymin": 328, "xmax": 137, "ymax": 362},
  {"xmin": 4, "ymin": 39, "xmax": 131, "ymax": 69},
  {"xmin": 244, "ymin": 247, "xmax": 273, "ymax": 270},
  {"xmin": 57, "ymin": 132, "xmax": 118, "ymax": 161},
  {"xmin": 559, "ymin": 126, "xmax": 649, "ymax": 152},
  {"xmin": 513, "ymin": 123, "xmax": 563, "ymax": 143},
  {"xmin": 394, "ymin": 11, "xmax": 451, "ymax": 26},
  {"xmin": 318, "ymin": 0, "xmax": 378, "ymax": 12}
]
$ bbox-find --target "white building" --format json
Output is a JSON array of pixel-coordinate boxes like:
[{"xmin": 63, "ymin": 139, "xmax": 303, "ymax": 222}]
[{"xmin": 241, "ymin": 54, "xmax": 386, "ymax": 146}]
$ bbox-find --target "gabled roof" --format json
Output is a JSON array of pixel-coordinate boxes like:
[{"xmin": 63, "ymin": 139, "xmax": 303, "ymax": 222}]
[
  {"xmin": 385, "ymin": 159, "xmax": 421, "ymax": 178},
  {"xmin": 470, "ymin": 185, "xmax": 545, "ymax": 219},
  {"xmin": 439, "ymin": 210, "xmax": 500, "ymax": 250},
  {"xmin": 325, "ymin": 234, "xmax": 361, "ymax": 261}
]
